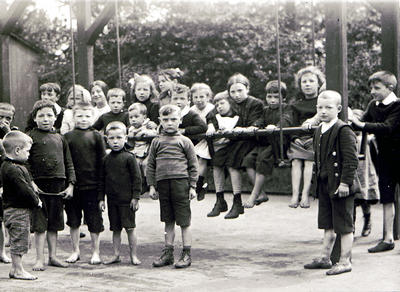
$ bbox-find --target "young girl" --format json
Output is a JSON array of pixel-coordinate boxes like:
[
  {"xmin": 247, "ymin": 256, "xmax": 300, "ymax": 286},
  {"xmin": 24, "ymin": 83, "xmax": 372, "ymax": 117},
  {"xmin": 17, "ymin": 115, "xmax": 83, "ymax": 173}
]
[
  {"xmin": 190, "ymin": 83, "xmax": 215, "ymax": 200},
  {"xmin": 131, "ymin": 74, "xmax": 160, "ymax": 123},
  {"xmin": 287, "ymin": 66, "xmax": 325, "ymax": 208},
  {"xmin": 90, "ymin": 80, "xmax": 110, "ymax": 122},
  {"xmin": 158, "ymin": 68, "xmax": 184, "ymax": 99},
  {"xmin": 60, "ymin": 85, "xmax": 92, "ymax": 135},
  {"xmin": 214, "ymin": 73, "xmax": 263, "ymax": 219}
]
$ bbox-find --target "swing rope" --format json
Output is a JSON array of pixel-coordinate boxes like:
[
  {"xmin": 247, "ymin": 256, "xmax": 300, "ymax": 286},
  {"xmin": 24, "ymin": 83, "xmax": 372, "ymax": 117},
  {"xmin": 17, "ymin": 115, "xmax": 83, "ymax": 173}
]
[
  {"xmin": 69, "ymin": 0, "xmax": 76, "ymax": 102},
  {"xmin": 115, "ymin": 0, "xmax": 122, "ymax": 88},
  {"xmin": 311, "ymin": 0, "xmax": 316, "ymax": 66}
]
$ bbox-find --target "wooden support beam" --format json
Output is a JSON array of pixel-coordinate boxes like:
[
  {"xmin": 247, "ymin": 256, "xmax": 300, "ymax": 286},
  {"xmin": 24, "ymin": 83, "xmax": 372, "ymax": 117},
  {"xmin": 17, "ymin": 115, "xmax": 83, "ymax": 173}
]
[
  {"xmin": 324, "ymin": 1, "xmax": 348, "ymax": 265},
  {"xmin": 0, "ymin": 0, "xmax": 30, "ymax": 34},
  {"xmin": 86, "ymin": 2, "xmax": 115, "ymax": 45}
]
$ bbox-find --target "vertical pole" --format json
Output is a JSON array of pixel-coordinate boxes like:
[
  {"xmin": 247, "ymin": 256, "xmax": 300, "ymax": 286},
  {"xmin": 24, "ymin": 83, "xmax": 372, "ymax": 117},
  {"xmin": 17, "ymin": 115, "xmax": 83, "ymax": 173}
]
[
  {"xmin": 380, "ymin": 0, "xmax": 400, "ymax": 240},
  {"xmin": 115, "ymin": 0, "xmax": 122, "ymax": 88},
  {"xmin": 324, "ymin": 1, "xmax": 348, "ymax": 264}
]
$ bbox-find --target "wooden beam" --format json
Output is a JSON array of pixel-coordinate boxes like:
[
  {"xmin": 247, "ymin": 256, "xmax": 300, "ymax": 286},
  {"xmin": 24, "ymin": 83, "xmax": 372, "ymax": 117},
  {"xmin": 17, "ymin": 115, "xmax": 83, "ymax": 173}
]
[
  {"xmin": 86, "ymin": 2, "xmax": 115, "ymax": 45},
  {"xmin": 0, "ymin": 0, "xmax": 30, "ymax": 34}
]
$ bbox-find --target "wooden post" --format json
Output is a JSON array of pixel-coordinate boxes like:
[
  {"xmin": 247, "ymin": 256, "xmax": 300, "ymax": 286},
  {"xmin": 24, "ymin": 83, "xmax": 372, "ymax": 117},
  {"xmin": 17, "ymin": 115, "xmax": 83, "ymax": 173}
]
[
  {"xmin": 324, "ymin": 1, "xmax": 348, "ymax": 264},
  {"xmin": 380, "ymin": 0, "xmax": 400, "ymax": 240}
]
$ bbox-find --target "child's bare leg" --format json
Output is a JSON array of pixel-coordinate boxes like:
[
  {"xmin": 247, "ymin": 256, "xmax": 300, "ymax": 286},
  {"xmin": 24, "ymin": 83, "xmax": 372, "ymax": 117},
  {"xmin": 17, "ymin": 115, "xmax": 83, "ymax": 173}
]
[
  {"xmin": 339, "ymin": 232, "xmax": 353, "ymax": 264},
  {"xmin": 47, "ymin": 231, "xmax": 67, "ymax": 268},
  {"xmin": 244, "ymin": 172, "xmax": 266, "ymax": 208},
  {"xmin": 199, "ymin": 158, "xmax": 208, "ymax": 177},
  {"xmin": 4, "ymin": 226, "xmax": 10, "ymax": 247},
  {"xmin": 322, "ymin": 229, "xmax": 336, "ymax": 259},
  {"xmin": 165, "ymin": 222, "xmax": 175, "ymax": 246},
  {"xmin": 89, "ymin": 232, "xmax": 101, "ymax": 265},
  {"xmin": 246, "ymin": 168, "xmax": 269, "ymax": 203},
  {"xmin": 0, "ymin": 224, "xmax": 11, "ymax": 263},
  {"xmin": 300, "ymin": 160, "xmax": 313, "ymax": 208},
  {"xmin": 126, "ymin": 228, "xmax": 140, "ymax": 265},
  {"xmin": 383, "ymin": 203, "xmax": 395, "ymax": 243},
  {"xmin": 104, "ymin": 231, "xmax": 121, "ymax": 264},
  {"xmin": 10, "ymin": 254, "xmax": 37, "ymax": 280},
  {"xmin": 290, "ymin": 159, "xmax": 302, "ymax": 207},
  {"xmin": 66, "ymin": 227, "xmax": 80, "ymax": 263},
  {"xmin": 33, "ymin": 232, "xmax": 46, "ymax": 271},
  {"xmin": 181, "ymin": 225, "xmax": 192, "ymax": 247}
]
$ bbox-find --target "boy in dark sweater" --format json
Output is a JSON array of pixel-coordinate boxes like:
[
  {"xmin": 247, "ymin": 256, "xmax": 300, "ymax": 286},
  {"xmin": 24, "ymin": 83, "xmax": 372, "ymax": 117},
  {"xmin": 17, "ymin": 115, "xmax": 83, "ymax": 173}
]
[
  {"xmin": 2, "ymin": 131, "xmax": 42, "ymax": 280},
  {"xmin": 93, "ymin": 88, "xmax": 130, "ymax": 132},
  {"xmin": 147, "ymin": 105, "xmax": 198, "ymax": 269},
  {"xmin": 350, "ymin": 71, "xmax": 400, "ymax": 253},
  {"xmin": 304, "ymin": 91, "xmax": 358, "ymax": 275},
  {"xmin": 64, "ymin": 102, "xmax": 106, "ymax": 265},
  {"xmin": 99, "ymin": 121, "xmax": 142, "ymax": 265},
  {"xmin": 28, "ymin": 100, "xmax": 76, "ymax": 271}
]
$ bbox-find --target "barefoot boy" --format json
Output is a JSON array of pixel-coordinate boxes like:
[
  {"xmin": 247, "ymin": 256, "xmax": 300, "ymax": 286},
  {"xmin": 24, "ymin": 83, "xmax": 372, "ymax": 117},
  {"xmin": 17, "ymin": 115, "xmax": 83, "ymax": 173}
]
[
  {"xmin": 304, "ymin": 91, "xmax": 358, "ymax": 275},
  {"xmin": 147, "ymin": 104, "xmax": 198, "ymax": 269},
  {"xmin": 2, "ymin": 131, "xmax": 42, "ymax": 280},
  {"xmin": 99, "ymin": 121, "xmax": 142, "ymax": 265}
]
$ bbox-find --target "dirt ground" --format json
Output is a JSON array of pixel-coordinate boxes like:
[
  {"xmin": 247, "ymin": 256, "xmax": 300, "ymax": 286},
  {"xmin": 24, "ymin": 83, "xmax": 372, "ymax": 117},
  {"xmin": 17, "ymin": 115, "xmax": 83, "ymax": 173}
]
[{"xmin": 1, "ymin": 194, "xmax": 399, "ymax": 292}]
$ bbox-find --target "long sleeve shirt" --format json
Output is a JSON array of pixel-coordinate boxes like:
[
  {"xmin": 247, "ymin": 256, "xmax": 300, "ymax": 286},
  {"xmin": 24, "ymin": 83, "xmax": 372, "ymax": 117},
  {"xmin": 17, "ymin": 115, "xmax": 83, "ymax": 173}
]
[{"xmin": 93, "ymin": 111, "xmax": 130, "ymax": 131}]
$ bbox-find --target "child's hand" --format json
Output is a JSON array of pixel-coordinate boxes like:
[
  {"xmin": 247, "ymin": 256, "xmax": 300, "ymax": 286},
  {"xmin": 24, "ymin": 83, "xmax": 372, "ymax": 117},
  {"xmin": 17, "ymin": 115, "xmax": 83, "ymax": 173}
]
[
  {"xmin": 189, "ymin": 187, "xmax": 196, "ymax": 200},
  {"xmin": 63, "ymin": 184, "xmax": 74, "ymax": 200},
  {"xmin": 336, "ymin": 183, "xmax": 350, "ymax": 198},
  {"xmin": 265, "ymin": 124, "xmax": 277, "ymax": 131},
  {"xmin": 130, "ymin": 199, "xmax": 139, "ymax": 211},
  {"xmin": 0, "ymin": 121, "xmax": 11, "ymax": 134},
  {"xmin": 0, "ymin": 187, "xmax": 2, "ymax": 198},
  {"xmin": 99, "ymin": 200, "xmax": 105, "ymax": 212},
  {"xmin": 38, "ymin": 199, "xmax": 43, "ymax": 208},
  {"xmin": 31, "ymin": 181, "xmax": 43, "ymax": 194},
  {"xmin": 206, "ymin": 128, "xmax": 215, "ymax": 136},
  {"xmin": 350, "ymin": 116, "xmax": 365, "ymax": 128},
  {"xmin": 149, "ymin": 186, "xmax": 159, "ymax": 200}
]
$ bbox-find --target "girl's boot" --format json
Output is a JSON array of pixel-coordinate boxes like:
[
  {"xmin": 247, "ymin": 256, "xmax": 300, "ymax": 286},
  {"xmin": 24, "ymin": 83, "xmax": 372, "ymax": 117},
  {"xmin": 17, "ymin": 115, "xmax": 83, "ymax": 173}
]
[
  {"xmin": 207, "ymin": 192, "xmax": 228, "ymax": 217},
  {"xmin": 361, "ymin": 213, "xmax": 371, "ymax": 237},
  {"xmin": 224, "ymin": 194, "xmax": 244, "ymax": 219}
]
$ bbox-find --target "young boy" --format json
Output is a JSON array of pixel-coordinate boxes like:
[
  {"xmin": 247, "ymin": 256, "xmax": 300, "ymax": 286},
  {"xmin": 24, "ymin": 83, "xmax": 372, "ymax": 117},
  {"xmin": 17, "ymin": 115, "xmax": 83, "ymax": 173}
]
[
  {"xmin": 28, "ymin": 100, "xmax": 76, "ymax": 271},
  {"xmin": 64, "ymin": 102, "xmax": 106, "ymax": 265},
  {"xmin": 242, "ymin": 81, "xmax": 292, "ymax": 208},
  {"xmin": 93, "ymin": 88, "xmax": 130, "ymax": 132},
  {"xmin": 99, "ymin": 121, "xmax": 142, "ymax": 265},
  {"xmin": 147, "ymin": 104, "xmax": 198, "ymax": 269},
  {"xmin": 26, "ymin": 83, "xmax": 64, "ymax": 132},
  {"xmin": 304, "ymin": 90, "xmax": 358, "ymax": 275},
  {"xmin": 350, "ymin": 71, "xmax": 400, "ymax": 253},
  {"xmin": 1, "ymin": 131, "xmax": 42, "ymax": 280}
]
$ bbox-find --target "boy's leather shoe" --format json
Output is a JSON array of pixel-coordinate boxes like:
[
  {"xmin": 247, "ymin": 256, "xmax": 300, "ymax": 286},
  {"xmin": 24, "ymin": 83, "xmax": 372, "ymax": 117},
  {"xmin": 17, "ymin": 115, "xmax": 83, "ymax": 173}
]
[
  {"xmin": 196, "ymin": 183, "xmax": 208, "ymax": 201},
  {"xmin": 224, "ymin": 195, "xmax": 244, "ymax": 219},
  {"xmin": 368, "ymin": 241, "xmax": 394, "ymax": 253},
  {"xmin": 207, "ymin": 199, "xmax": 228, "ymax": 217},
  {"xmin": 326, "ymin": 262, "xmax": 352, "ymax": 275},
  {"xmin": 175, "ymin": 250, "xmax": 191, "ymax": 269},
  {"xmin": 361, "ymin": 214, "xmax": 371, "ymax": 237},
  {"xmin": 152, "ymin": 247, "xmax": 174, "ymax": 267},
  {"xmin": 304, "ymin": 257, "xmax": 332, "ymax": 269}
]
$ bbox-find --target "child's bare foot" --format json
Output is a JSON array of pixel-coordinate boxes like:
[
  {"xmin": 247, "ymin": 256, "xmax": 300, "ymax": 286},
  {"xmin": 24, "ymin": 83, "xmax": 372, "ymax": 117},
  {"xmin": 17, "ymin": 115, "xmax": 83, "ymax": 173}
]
[
  {"xmin": 49, "ymin": 257, "xmax": 68, "ymax": 268},
  {"xmin": 66, "ymin": 252, "xmax": 80, "ymax": 263},
  {"xmin": 11, "ymin": 269, "xmax": 37, "ymax": 280},
  {"xmin": 289, "ymin": 197, "xmax": 299, "ymax": 208},
  {"xmin": 32, "ymin": 261, "xmax": 45, "ymax": 271},
  {"xmin": 0, "ymin": 253, "xmax": 11, "ymax": 263},
  {"xmin": 89, "ymin": 253, "xmax": 102, "ymax": 265},
  {"xmin": 130, "ymin": 255, "xmax": 141, "ymax": 265},
  {"xmin": 243, "ymin": 194, "xmax": 256, "ymax": 208},
  {"xmin": 103, "ymin": 255, "xmax": 121, "ymax": 265},
  {"xmin": 255, "ymin": 193, "xmax": 269, "ymax": 206},
  {"xmin": 300, "ymin": 198, "xmax": 310, "ymax": 208}
]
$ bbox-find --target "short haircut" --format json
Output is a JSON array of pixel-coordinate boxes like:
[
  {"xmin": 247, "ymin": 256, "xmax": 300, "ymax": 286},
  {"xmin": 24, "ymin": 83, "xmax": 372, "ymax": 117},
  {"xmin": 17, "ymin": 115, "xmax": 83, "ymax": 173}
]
[
  {"xmin": 0, "ymin": 102, "xmax": 15, "ymax": 115},
  {"xmin": 158, "ymin": 68, "xmax": 184, "ymax": 82},
  {"xmin": 227, "ymin": 73, "xmax": 250, "ymax": 92},
  {"xmin": 31, "ymin": 100, "xmax": 57, "ymax": 118},
  {"xmin": 105, "ymin": 121, "xmax": 127, "ymax": 135},
  {"xmin": 265, "ymin": 80, "xmax": 287, "ymax": 99},
  {"xmin": 318, "ymin": 90, "xmax": 342, "ymax": 106},
  {"xmin": 171, "ymin": 83, "xmax": 190, "ymax": 98},
  {"xmin": 40, "ymin": 83, "xmax": 61, "ymax": 95},
  {"xmin": 190, "ymin": 83, "xmax": 213, "ymax": 98},
  {"xmin": 72, "ymin": 101, "xmax": 95, "ymax": 115},
  {"xmin": 133, "ymin": 74, "xmax": 159, "ymax": 101},
  {"xmin": 128, "ymin": 103, "xmax": 147, "ymax": 116},
  {"xmin": 2, "ymin": 130, "xmax": 32, "ymax": 155},
  {"xmin": 89, "ymin": 80, "xmax": 109, "ymax": 95},
  {"xmin": 213, "ymin": 90, "xmax": 230, "ymax": 104},
  {"xmin": 295, "ymin": 66, "xmax": 325, "ymax": 90},
  {"xmin": 107, "ymin": 88, "xmax": 126, "ymax": 101},
  {"xmin": 159, "ymin": 104, "xmax": 181, "ymax": 117},
  {"xmin": 368, "ymin": 71, "xmax": 397, "ymax": 90}
]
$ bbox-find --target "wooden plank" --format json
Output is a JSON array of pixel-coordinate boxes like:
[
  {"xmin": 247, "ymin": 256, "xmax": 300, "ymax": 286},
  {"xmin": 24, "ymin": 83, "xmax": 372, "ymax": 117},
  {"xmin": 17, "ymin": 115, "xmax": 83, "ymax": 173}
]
[
  {"xmin": 86, "ymin": 2, "xmax": 115, "ymax": 45},
  {"xmin": 0, "ymin": 0, "xmax": 30, "ymax": 34}
]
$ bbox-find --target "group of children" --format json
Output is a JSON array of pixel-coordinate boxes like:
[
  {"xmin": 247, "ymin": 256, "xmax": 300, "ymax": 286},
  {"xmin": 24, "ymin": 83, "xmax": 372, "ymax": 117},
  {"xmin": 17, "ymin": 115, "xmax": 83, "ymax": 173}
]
[{"xmin": 0, "ymin": 66, "xmax": 398, "ymax": 280}]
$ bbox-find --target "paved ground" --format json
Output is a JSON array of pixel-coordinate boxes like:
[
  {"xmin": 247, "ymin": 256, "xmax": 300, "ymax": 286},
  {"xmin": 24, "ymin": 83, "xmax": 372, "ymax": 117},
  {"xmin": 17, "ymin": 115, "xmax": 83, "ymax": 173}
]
[{"xmin": 1, "ymin": 194, "xmax": 399, "ymax": 292}]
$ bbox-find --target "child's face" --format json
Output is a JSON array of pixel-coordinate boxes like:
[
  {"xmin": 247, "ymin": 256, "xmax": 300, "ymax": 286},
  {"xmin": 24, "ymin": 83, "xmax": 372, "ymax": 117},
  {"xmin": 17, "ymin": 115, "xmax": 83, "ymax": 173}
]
[
  {"xmin": 171, "ymin": 92, "xmax": 189, "ymax": 109},
  {"xmin": 135, "ymin": 82, "xmax": 151, "ymax": 102},
  {"xmin": 66, "ymin": 91, "xmax": 84, "ymax": 108},
  {"xmin": 106, "ymin": 128, "xmax": 127, "ymax": 151},
  {"xmin": 41, "ymin": 89, "xmax": 59, "ymax": 103},
  {"xmin": 265, "ymin": 93, "xmax": 280, "ymax": 109},
  {"xmin": 216, "ymin": 99, "xmax": 231, "ymax": 116},
  {"xmin": 129, "ymin": 109, "xmax": 146, "ymax": 129},
  {"xmin": 316, "ymin": 97, "xmax": 341, "ymax": 123},
  {"xmin": 34, "ymin": 107, "xmax": 56, "ymax": 131},
  {"xmin": 158, "ymin": 75, "xmax": 174, "ymax": 92},
  {"xmin": 14, "ymin": 142, "xmax": 32, "ymax": 162},
  {"xmin": 192, "ymin": 89, "xmax": 209, "ymax": 110},
  {"xmin": 370, "ymin": 81, "xmax": 392, "ymax": 101},
  {"xmin": 229, "ymin": 83, "xmax": 248, "ymax": 104},
  {"xmin": 108, "ymin": 95, "xmax": 125, "ymax": 114},
  {"xmin": 74, "ymin": 109, "xmax": 93, "ymax": 130},
  {"xmin": 91, "ymin": 86, "xmax": 107, "ymax": 108},
  {"xmin": 0, "ymin": 109, "xmax": 13, "ymax": 129},
  {"xmin": 159, "ymin": 112, "xmax": 181, "ymax": 133},
  {"xmin": 300, "ymin": 73, "xmax": 319, "ymax": 98},
  {"xmin": 159, "ymin": 96, "xmax": 171, "ymax": 107}
]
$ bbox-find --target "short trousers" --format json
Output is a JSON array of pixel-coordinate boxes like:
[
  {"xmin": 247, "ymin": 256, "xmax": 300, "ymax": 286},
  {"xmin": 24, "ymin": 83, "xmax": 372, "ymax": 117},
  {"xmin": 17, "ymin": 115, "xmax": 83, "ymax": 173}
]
[
  {"xmin": 242, "ymin": 145, "xmax": 275, "ymax": 176},
  {"xmin": 377, "ymin": 155, "xmax": 400, "ymax": 204},
  {"xmin": 65, "ymin": 188, "xmax": 104, "ymax": 233},
  {"xmin": 317, "ymin": 179, "xmax": 354, "ymax": 234},
  {"xmin": 107, "ymin": 202, "xmax": 136, "ymax": 231},
  {"xmin": 287, "ymin": 136, "xmax": 314, "ymax": 161},
  {"xmin": 31, "ymin": 179, "xmax": 65, "ymax": 233},
  {"xmin": 4, "ymin": 207, "xmax": 31, "ymax": 256},
  {"xmin": 157, "ymin": 178, "xmax": 191, "ymax": 227}
]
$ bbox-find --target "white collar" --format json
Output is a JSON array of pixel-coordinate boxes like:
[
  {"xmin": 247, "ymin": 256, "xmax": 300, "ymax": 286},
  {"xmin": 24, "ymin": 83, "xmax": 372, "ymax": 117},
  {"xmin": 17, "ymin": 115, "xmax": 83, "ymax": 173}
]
[
  {"xmin": 180, "ymin": 106, "xmax": 190, "ymax": 118},
  {"xmin": 321, "ymin": 117, "xmax": 338, "ymax": 134},
  {"xmin": 54, "ymin": 103, "xmax": 61, "ymax": 115},
  {"xmin": 376, "ymin": 92, "xmax": 397, "ymax": 106}
]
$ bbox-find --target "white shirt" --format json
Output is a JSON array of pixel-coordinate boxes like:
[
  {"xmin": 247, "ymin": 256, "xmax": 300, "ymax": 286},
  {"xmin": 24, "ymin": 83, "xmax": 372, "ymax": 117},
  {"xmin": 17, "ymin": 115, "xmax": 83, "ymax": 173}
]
[
  {"xmin": 375, "ymin": 92, "xmax": 397, "ymax": 106},
  {"xmin": 321, "ymin": 117, "xmax": 338, "ymax": 134}
]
